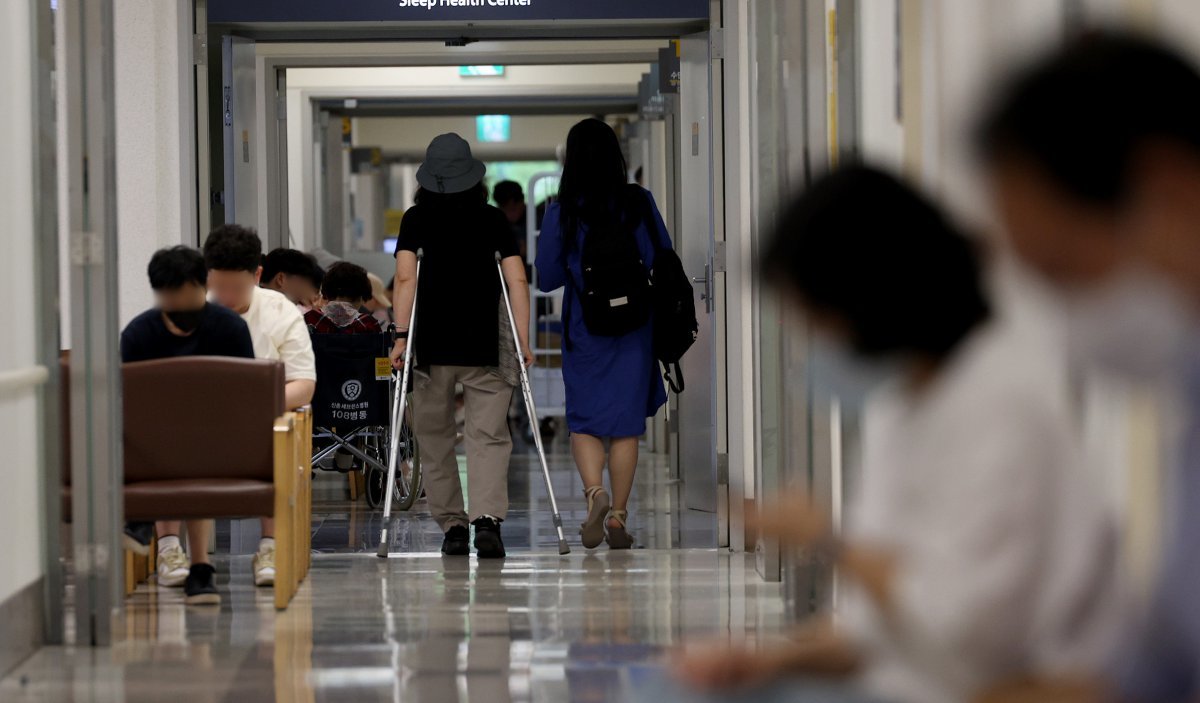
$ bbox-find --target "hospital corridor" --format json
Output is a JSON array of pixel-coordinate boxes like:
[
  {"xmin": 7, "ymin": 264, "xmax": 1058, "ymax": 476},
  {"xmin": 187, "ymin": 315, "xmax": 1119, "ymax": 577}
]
[{"xmin": 4, "ymin": 1, "xmax": 1200, "ymax": 702}]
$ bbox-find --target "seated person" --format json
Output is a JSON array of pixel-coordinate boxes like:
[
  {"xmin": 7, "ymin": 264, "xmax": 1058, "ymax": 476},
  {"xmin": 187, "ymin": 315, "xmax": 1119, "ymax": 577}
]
[
  {"xmin": 657, "ymin": 167, "xmax": 1122, "ymax": 703},
  {"xmin": 120, "ymin": 246, "xmax": 255, "ymax": 606},
  {"xmin": 364, "ymin": 271, "xmax": 394, "ymax": 327},
  {"xmin": 204, "ymin": 225, "xmax": 316, "ymax": 588},
  {"xmin": 261, "ymin": 248, "xmax": 323, "ymax": 311},
  {"xmin": 306, "ymin": 262, "xmax": 384, "ymax": 335}
]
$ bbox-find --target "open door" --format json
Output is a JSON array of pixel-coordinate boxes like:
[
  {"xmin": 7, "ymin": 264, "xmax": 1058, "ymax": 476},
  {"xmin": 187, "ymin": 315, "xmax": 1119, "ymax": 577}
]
[
  {"xmin": 221, "ymin": 36, "xmax": 289, "ymax": 248},
  {"xmin": 676, "ymin": 31, "xmax": 722, "ymax": 522}
]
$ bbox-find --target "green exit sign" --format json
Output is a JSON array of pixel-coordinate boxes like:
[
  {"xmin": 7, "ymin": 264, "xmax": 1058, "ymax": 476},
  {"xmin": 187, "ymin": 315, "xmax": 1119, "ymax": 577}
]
[
  {"xmin": 459, "ymin": 65, "xmax": 505, "ymax": 77},
  {"xmin": 477, "ymin": 115, "xmax": 511, "ymax": 143}
]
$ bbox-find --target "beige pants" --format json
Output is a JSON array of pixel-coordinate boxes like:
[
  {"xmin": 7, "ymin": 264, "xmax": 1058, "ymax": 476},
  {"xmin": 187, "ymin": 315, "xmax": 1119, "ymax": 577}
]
[{"xmin": 413, "ymin": 366, "xmax": 514, "ymax": 530}]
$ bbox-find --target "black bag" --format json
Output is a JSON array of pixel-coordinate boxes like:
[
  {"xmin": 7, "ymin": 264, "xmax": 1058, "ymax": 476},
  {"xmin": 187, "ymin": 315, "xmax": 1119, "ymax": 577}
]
[
  {"xmin": 649, "ymin": 238, "xmax": 699, "ymax": 394},
  {"xmin": 577, "ymin": 208, "xmax": 653, "ymax": 337},
  {"xmin": 572, "ymin": 187, "xmax": 698, "ymax": 393}
]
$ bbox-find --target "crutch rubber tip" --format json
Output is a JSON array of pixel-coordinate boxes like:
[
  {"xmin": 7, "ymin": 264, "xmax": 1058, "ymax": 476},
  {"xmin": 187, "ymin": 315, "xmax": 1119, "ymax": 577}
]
[
  {"xmin": 376, "ymin": 544, "xmax": 389, "ymax": 558},
  {"xmin": 558, "ymin": 540, "xmax": 571, "ymax": 555}
]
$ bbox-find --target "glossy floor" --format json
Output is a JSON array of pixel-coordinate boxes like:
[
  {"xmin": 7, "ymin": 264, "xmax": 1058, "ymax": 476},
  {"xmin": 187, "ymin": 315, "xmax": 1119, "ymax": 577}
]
[{"xmin": 1, "ymin": 448, "xmax": 787, "ymax": 702}]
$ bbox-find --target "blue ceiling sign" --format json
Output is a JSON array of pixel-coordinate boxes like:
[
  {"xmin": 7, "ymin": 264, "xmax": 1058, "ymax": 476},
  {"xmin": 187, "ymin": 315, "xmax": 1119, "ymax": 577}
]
[{"xmin": 209, "ymin": 0, "xmax": 709, "ymax": 23}]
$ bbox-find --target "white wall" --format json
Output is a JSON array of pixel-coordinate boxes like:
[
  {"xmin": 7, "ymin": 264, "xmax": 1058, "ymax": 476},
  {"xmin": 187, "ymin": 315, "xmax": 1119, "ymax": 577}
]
[
  {"xmin": 857, "ymin": 1, "xmax": 904, "ymax": 173},
  {"xmin": 286, "ymin": 63, "xmax": 648, "ymax": 252},
  {"xmin": 113, "ymin": 0, "xmax": 191, "ymax": 329},
  {"xmin": 0, "ymin": 0, "xmax": 44, "ymax": 606}
]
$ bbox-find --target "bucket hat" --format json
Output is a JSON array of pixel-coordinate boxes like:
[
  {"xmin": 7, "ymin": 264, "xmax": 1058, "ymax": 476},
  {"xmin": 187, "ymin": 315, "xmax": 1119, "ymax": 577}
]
[{"xmin": 416, "ymin": 133, "xmax": 487, "ymax": 194}]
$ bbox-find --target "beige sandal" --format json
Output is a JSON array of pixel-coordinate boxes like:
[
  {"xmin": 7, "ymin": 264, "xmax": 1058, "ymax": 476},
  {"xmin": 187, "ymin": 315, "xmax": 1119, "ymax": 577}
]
[
  {"xmin": 605, "ymin": 510, "xmax": 634, "ymax": 550},
  {"xmin": 580, "ymin": 486, "xmax": 610, "ymax": 549}
]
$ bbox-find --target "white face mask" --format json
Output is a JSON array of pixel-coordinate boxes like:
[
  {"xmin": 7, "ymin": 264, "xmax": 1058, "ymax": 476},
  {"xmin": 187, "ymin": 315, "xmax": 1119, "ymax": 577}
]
[
  {"xmin": 1062, "ymin": 265, "xmax": 1196, "ymax": 381},
  {"xmin": 808, "ymin": 335, "xmax": 902, "ymax": 409}
]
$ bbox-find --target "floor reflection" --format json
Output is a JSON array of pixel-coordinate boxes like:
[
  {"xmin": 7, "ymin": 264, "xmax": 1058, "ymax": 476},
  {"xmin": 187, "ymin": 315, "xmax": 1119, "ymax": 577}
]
[{"xmin": 1, "ymin": 451, "xmax": 784, "ymax": 702}]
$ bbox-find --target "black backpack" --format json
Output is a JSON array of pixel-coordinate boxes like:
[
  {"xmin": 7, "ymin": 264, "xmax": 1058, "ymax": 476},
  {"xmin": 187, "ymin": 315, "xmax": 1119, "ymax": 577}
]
[
  {"xmin": 649, "ymin": 241, "xmax": 698, "ymax": 394},
  {"xmin": 577, "ymin": 202, "xmax": 654, "ymax": 337},
  {"xmin": 574, "ymin": 187, "xmax": 699, "ymax": 393}
]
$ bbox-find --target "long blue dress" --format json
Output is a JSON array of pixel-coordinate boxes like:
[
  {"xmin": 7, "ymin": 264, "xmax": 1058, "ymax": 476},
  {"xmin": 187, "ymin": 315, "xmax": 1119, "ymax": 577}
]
[{"xmin": 535, "ymin": 188, "xmax": 671, "ymax": 438}]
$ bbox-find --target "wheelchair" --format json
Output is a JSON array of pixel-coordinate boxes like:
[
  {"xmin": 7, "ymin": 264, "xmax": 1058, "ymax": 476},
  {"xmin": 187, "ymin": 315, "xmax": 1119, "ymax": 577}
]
[{"xmin": 309, "ymin": 329, "xmax": 422, "ymax": 511}]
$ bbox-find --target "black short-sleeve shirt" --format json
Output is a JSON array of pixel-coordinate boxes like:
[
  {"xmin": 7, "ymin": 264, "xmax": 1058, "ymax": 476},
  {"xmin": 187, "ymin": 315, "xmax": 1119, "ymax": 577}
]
[
  {"xmin": 396, "ymin": 202, "xmax": 520, "ymax": 367},
  {"xmin": 120, "ymin": 303, "xmax": 256, "ymax": 363}
]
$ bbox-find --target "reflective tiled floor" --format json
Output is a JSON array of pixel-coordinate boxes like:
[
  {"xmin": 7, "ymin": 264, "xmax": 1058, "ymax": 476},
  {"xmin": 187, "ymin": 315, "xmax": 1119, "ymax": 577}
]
[{"xmin": 1, "ymin": 445, "xmax": 786, "ymax": 702}]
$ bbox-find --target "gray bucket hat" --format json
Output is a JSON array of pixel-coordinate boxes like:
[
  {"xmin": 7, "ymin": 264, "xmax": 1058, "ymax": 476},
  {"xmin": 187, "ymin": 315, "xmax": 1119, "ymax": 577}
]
[{"xmin": 416, "ymin": 133, "xmax": 487, "ymax": 194}]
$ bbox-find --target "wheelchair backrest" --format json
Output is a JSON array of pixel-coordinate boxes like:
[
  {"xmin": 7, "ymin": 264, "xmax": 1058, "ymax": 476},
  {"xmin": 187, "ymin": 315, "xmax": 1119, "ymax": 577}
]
[{"xmin": 310, "ymin": 331, "xmax": 392, "ymax": 428}]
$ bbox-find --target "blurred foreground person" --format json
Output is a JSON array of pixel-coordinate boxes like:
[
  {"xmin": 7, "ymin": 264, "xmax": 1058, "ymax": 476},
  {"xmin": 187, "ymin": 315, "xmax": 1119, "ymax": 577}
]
[
  {"xmin": 654, "ymin": 166, "xmax": 1121, "ymax": 703},
  {"xmin": 977, "ymin": 32, "xmax": 1200, "ymax": 703}
]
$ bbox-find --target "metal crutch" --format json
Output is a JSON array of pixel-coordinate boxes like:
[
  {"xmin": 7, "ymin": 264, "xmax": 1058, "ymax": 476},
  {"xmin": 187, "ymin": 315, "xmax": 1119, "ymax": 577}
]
[
  {"xmin": 496, "ymin": 251, "xmax": 571, "ymax": 555},
  {"xmin": 377, "ymin": 248, "xmax": 423, "ymax": 558}
]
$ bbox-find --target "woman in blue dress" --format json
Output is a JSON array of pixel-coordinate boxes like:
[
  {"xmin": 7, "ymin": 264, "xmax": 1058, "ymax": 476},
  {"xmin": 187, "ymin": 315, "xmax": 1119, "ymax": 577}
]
[{"xmin": 535, "ymin": 118, "xmax": 672, "ymax": 550}]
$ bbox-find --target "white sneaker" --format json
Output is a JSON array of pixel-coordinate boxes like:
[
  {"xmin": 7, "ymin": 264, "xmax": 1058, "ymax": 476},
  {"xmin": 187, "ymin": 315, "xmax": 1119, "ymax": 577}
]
[
  {"xmin": 252, "ymin": 545, "xmax": 276, "ymax": 587},
  {"xmin": 157, "ymin": 545, "xmax": 190, "ymax": 587}
]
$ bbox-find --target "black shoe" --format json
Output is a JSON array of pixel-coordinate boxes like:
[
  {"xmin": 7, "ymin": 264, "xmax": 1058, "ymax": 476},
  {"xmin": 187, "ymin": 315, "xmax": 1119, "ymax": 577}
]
[
  {"xmin": 441, "ymin": 525, "xmax": 470, "ymax": 556},
  {"xmin": 472, "ymin": 517, "xmax": 506, "ymax": 559},
  {"xmin": 184, "ymin": 564, "xmax": 221, "ymax": 606},
  {"xmin": 122, "ymin": 522, "xmax": 155, "ymax": 556}
]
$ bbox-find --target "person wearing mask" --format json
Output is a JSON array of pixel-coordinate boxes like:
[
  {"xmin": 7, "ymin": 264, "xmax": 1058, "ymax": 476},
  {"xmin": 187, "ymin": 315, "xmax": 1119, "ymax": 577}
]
[
  {"xmin": 659, "ymin": 167, "xmax": 1122, "ymax": 703},
  {"xmin": 390, "ymin": 133, "xmax": 532, "ymax": 560},
  {"xmin": 120, "ymin": 246, "xmax": 256, "ymax": 605},
  {"xmin": 974, "ymin": 33, "xmax": 1200, "ymax": 703},
  {"xmin": 261, "ymin": 248, "xmax": 324, "ymax": 311},
  {"xmin": 306, "ymin": 262, "xmax": 383, "ymax": 335},
  {"xmin": 204, "ymin": 225, "xmax": 316, "ymax": 587},
  {"xmin": 535, "ymin": 118, "xmax": 674, "ymax": 550}
]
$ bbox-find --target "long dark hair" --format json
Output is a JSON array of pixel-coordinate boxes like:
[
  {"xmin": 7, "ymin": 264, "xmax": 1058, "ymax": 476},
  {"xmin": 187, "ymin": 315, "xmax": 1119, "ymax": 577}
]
[
  {"xmin": 414, "ymin": 181, "xmax": 489, "ymax": 208},
  {"xmin": 557, "ymin": 119, "xmax": 636, "ymax": 248}
]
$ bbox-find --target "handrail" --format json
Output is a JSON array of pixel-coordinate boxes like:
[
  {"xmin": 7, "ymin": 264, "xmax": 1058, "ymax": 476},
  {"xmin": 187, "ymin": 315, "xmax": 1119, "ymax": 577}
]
[{"xmin": 0, "ymin": 365, "xmax": 49, "ymax": 398}]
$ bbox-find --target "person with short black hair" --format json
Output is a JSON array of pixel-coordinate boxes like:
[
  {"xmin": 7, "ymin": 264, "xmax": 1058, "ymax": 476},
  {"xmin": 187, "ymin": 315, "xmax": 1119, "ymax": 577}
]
[
  {"xmin": 305, "ymin": 262, "xmax": 382, "ymax": 334},
  {"xmin": 493, "ymin": 180, "xmax": 528, "ymax": 260},
  {"xmin": 261, "ymin": 248, "xmax": 323, "ymax": 310},
  {"xmin": 204, "ymin": 224, "xmax": 316, "ymax": 588},
  {"xmin": 663, "ymin": 166, "xmax": 1120, "ymax": 703},
  {"xmin": 120, "ymin": 246, "xmax": 255, "ymax": 606},
  {"xmin": 976, "ymin": 32, "xmax": 1200, "ymax": 703}
]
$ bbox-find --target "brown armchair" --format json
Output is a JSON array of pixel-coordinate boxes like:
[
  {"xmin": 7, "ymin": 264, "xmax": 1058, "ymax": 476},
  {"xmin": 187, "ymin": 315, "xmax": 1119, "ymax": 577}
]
[{"xmin": 62, "ymin": 356, "xmax": 312, "ymax": 610}]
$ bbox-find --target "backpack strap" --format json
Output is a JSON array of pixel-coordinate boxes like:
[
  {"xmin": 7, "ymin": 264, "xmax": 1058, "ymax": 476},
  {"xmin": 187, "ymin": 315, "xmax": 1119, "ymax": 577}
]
[{"xmin": 663, "ymin": 361, "xmax": 685, "ymax": 394}]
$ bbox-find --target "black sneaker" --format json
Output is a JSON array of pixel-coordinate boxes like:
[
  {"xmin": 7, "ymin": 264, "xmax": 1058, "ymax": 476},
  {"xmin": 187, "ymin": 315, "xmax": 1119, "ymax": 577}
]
[
  {"xmin": 122, "ymin": 522, "xmax": 154, "ymax": 556},
  {"xmin": 441, "ymin": 525, "xmax": 470, "ymax": 556},
  {"xmin": 184, "ymin": 564, "xmax": 221, "ymax": 606},
  {"xmin": 472, "ymin": 517, "xmax": 506, "ymax": 559}
]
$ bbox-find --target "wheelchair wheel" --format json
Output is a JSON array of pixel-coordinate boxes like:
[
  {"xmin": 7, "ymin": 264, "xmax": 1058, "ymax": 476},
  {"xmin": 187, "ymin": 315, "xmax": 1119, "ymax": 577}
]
[
  {"xmin": 364, "ymin": 396, "xmax": 422, "ymax": 511},
  {"xmin": 363, "ymin": 433, "xmax": 388, "ymax": 509},
  {"xmin": 390, "ymin": 394, "xmax": 422, "ymax": 511}
]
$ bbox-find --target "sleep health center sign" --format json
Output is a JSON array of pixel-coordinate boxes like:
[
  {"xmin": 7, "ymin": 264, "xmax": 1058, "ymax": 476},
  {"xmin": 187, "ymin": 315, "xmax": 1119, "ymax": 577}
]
[{"xmin": 208, "ymin": 0, "xmax": 709, "ymax": 23}]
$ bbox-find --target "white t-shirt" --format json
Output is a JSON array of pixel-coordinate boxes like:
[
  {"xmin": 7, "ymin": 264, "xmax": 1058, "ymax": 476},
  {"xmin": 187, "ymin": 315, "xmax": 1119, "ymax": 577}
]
[
  {"xmin": 238, "ymin": 286, "xmax": 316, "ymax": 382},
  {"xmin": 840, "ymin": 320, "xmax": 1124, "ymax": 703}
]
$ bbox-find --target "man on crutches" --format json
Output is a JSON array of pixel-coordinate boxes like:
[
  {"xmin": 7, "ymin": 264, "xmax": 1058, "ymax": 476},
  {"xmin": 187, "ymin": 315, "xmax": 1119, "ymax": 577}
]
[{"xmin": 385, "ymin": 133, "xmax": 534, "ymax": 559}]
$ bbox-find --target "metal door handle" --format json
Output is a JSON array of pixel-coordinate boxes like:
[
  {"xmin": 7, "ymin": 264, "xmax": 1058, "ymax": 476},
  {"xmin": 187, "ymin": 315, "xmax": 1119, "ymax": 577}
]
[{"xmin": 692, "ymin": 264, "xmax": 713, "ymax": 313}]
